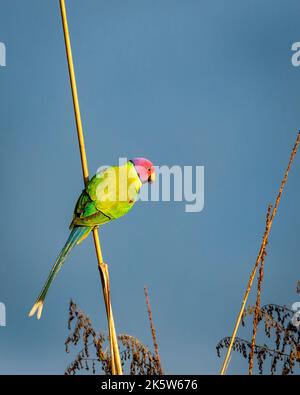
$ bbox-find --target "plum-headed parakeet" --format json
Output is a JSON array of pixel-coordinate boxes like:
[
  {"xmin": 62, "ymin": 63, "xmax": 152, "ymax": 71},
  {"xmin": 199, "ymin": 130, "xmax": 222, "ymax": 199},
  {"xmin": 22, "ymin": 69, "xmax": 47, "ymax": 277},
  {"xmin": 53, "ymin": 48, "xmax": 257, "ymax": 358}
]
[{"xmin": 29, "ymin": 158, "xmax": 155, "ymax": 319}]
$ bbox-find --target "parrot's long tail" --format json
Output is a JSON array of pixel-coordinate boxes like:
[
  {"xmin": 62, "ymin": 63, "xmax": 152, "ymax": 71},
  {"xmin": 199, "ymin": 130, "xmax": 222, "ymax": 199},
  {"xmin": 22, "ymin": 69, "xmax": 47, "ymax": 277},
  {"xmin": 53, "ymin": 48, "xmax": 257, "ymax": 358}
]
[{"xmin": 29, "ymin": 226, "xmax": 91, "ymax": 320}]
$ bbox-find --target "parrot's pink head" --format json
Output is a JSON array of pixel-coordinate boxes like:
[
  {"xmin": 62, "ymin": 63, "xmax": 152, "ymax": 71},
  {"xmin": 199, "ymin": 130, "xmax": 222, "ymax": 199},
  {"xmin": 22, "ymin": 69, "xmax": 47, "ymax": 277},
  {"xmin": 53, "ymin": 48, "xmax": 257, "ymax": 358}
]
[{"xmin": 130, "ymin": 157, "xmax": 156, "ymax": 184}]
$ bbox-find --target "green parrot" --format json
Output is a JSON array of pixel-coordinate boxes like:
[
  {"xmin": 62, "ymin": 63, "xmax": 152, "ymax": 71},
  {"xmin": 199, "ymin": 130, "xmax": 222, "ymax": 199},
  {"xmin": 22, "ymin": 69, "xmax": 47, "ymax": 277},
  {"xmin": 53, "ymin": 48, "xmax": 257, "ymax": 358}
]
[{"xmin": 29, "ymin": 158, "xmax": 155, "ymax": 319}]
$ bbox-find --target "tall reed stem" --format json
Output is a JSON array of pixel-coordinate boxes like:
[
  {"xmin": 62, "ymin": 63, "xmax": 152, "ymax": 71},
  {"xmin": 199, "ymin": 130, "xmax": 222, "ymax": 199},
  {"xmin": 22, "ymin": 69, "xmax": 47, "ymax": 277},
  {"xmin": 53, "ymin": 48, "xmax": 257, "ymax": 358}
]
[
  {"xmin": 144, "ymin": 287, "xmax": 163, "ymax": 374},
  {"xmin": 248, "ymin": 204, "xmax": 272, "ymax": 374},
  {"xmin": 220, "ymin": 131, "xmax": 300, "ymax": 375},
  {"xmin": 59, "ymin": 0, "xmax": 122, "ymax": 375}
]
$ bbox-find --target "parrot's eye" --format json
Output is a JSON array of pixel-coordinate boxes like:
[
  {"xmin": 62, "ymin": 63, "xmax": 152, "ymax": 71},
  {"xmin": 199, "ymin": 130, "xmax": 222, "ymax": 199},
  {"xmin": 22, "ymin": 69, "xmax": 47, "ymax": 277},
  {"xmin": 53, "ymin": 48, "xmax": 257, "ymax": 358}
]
[{"xmin": 147, "ymin": 167, "xmax": 151, "ymax": 173}]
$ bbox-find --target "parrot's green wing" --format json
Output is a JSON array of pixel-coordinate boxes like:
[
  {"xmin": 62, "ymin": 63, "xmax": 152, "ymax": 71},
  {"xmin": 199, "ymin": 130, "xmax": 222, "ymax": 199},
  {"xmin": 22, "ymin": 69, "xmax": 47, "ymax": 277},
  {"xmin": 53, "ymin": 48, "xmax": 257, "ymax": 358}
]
[
  {"xmin": 71, "ymin": 163, "xmax": 142, "ymax": 228},
  {"xmin": 71, "ymin": 173, "xmax": 112, "ymax": 227}
]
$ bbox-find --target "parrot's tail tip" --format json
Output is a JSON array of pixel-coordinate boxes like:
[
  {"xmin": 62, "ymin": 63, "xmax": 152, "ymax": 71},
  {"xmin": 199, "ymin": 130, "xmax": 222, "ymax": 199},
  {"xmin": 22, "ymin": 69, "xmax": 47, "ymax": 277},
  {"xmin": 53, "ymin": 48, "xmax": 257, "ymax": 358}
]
[{"xmin": 28, "ymin": 300, "xmax": 44, "ymax": 320}]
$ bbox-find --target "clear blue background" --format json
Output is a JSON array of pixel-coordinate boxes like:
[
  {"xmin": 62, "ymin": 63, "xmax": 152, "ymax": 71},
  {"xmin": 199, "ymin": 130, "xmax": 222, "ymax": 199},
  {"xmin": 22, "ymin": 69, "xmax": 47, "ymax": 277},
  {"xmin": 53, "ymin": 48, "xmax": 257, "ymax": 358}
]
[{"xmin": 0, "ymin": 0, "xmax": 299, "ymax": 374}]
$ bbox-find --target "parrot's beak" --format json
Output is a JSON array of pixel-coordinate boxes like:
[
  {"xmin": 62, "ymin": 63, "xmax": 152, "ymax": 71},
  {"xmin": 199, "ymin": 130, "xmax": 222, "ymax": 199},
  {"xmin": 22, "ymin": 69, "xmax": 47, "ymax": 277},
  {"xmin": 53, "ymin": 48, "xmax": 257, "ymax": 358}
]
[{"xmin": 149, "ymin": 171, "xmax": 156, "ymax": 183}]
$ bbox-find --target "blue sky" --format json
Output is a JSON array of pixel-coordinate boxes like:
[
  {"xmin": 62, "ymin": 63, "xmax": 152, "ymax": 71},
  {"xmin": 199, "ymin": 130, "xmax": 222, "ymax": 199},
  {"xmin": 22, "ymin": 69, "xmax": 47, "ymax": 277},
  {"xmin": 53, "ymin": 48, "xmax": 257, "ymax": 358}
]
[{"xmin": 0, "ymin": 0, "xmax": 300, "ymax": 374}]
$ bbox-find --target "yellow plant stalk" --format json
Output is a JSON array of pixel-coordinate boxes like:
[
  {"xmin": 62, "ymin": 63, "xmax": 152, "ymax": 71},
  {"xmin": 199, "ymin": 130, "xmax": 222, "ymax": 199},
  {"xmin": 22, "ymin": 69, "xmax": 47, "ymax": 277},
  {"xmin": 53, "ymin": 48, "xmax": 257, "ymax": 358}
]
[
  {"xmin": 220, "ymin": 131, "xmax": 300, "ymax": 375},
  {"xmin": 59, "ymin": 0, "xmax": 122, "ymax": 375},
  {"xmin": 248, "ymin": 204, "xmax": 271, "ymax": 374}
]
